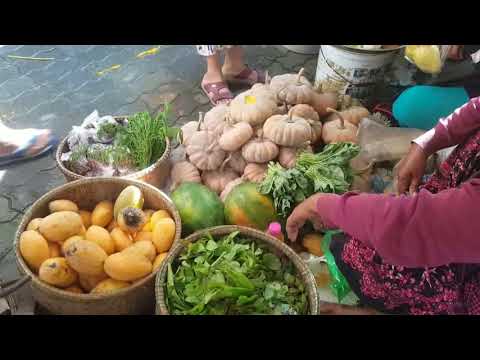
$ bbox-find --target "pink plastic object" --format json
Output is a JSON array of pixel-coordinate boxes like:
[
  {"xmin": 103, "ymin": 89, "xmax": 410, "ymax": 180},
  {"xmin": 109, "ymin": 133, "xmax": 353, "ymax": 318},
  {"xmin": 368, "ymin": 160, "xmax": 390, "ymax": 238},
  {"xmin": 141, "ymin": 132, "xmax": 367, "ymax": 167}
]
[{"xmin": 267, "ymin": 222, "xmax": 282, "ymax": 236}]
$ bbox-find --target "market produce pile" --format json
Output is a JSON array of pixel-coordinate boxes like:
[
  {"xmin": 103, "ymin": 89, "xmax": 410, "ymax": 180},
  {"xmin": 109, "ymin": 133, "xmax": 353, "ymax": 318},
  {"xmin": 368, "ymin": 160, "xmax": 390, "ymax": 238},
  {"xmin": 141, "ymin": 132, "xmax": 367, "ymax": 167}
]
[
  {"xmin": 61, "ymin": 107, "xmax": 171, "ymax": 177},
  {"xmin": 166, "ymin": 231, "xmax": 308, "ymax": 315},
  {"xmin": 18, "ymin": 185, "xmax": 176, "ymax": 295},
  {"xmin": 170, "ymin": 68, "xmax": 370, "ymax": 230}
]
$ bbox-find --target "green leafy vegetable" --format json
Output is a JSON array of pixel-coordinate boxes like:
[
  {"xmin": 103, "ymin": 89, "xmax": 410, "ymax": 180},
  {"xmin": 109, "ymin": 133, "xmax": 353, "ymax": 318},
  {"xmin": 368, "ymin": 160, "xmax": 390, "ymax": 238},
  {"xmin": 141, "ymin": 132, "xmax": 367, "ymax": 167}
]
[
  {"xmin": 166, "ymin": 232, "xmax": 308, "ymax": 315},
  {"xmin": 259, "ymin": 142, "xmax": 360, "ymax": 218}
]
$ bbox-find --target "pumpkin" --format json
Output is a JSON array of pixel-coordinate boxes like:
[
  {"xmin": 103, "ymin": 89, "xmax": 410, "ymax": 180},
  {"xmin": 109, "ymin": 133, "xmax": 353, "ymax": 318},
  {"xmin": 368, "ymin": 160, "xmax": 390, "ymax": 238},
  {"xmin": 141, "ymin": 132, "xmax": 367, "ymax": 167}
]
[
  {"xmin": 201, "ymin": 104, "xmax": 229, "ymax": 134},
  {"xmin": 181, "ymin": 112, "xmax": 203, "ymax": 146},
  {"xmin": 171, "ymin": 182, "xmax": 225, "ymax": 236},
  {"xmin": 220, "ymin": 178, "xmax": 245, "ymax": 202},
  {"xmin": 218, "ymin": 121, "xmax": 254, "ymax": 152},
  {"xmin": 222, "ymin": 151, "xmax": 247, "ymax": 174},
  {"xmin": 322, "ymin": 108, "xmax": 358, "ymax": 144},
  {"xmin": 250, "ymin": 82, "xmax": 276, "ymax": 103},
  {"xmin": 276, "ymin": 68, "xmax": 316, "ymax": 106},
  {"xmin": 241, "ymin": 130, "xmax": 279, "ymax": 163},
  {"xmin": 263, "ymin": 109, "xmax": 312, "ymax": 147},
  {"xmin": 291, "ymin": 104, "xmax": 319, "ymax": 122},
  {"xmin": 269, "ymin": 67, "xmax": 312, "ymax": 95},
  {"xmin": 309, "ymin": 120, "xmax": 323, "ymax": 145},
  {"xmin": 242, "ymin": 163, "xmax": 268, "ymax": 183},
  {"xmin": 350, "ymin": 155, "xmax": 374, "ymax": 193},
  {"xmin": 324, "ymin": 105, "xmax": 370, "ymax": 126},
  {"xmin": 186, "ymin": 130, "xmax": 226, "ymax": 170},
  {"xmin": 201, "ymin": 162, "xmax": 239, "ymax": 195},
  {"xmin": 310, "ymin": 92, "xmax": 339, "ymax": 117},
  {"xmin": 229, "ymin": 89, "xmax": 278, "ymax": 126},
  {"xmin": 278, "ymin": 145, "xmax": 313, "ymax": 169},
  {"xmin": 224, "ymin": 182, "xmax": 278, "ymax": 231},
  {"xmin": 170, "ymin": 161, "xmax": 201, "ymax": 191}
]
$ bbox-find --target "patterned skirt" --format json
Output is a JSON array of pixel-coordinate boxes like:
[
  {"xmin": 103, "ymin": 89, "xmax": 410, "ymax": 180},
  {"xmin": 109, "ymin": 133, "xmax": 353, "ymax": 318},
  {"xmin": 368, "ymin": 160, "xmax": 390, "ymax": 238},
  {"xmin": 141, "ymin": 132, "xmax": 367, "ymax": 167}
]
[
  {"xmin": 196, "ymin": 45, "xmax": 235, "ymax": 57},
  {"xmin": 331, "ymin": 128, "xmax": 480, "ymax": 315}
]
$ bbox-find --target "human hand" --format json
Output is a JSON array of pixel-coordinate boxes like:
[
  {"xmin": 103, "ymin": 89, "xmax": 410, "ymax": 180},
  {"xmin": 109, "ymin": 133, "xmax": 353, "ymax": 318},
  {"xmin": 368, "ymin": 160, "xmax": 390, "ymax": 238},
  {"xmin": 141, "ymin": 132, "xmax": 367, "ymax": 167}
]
[
  {"xmin": 396, "ymin": 143, "xmax": 428, "ymax": 195},
  {"xmin": 286, "ymin": 193, "xmax": 325, "ymax": 242}
]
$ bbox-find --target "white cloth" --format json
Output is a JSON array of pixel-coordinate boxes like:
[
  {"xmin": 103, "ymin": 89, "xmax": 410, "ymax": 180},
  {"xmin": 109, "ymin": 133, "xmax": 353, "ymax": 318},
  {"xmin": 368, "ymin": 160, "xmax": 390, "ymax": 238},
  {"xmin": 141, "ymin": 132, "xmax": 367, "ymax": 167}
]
[{"xmin": 196, "ymin": 45, "xmax": 234, "ymax": 57}]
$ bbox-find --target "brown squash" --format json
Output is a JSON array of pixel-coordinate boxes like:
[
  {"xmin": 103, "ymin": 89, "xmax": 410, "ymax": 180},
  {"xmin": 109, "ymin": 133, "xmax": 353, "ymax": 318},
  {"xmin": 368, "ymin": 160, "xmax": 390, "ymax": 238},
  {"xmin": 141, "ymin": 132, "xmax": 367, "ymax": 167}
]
[
  {"xmin": 201, "ymin": 104, "xmax": 229, "ymax": 134},
  {"xmin": 242, "ymin": 163, "xmax": 268, "ymax": 183},
  {"xmin": 218, "ymin": 121, "xmax": 254, "ymax": 152},
  {"xmin": 263, "ymin": 109, "xmax": 312, "ymax": 147},
  {"xmin": 222, "ymin": 151, "xmax": 247, "ymax": 174},
  {"xmin": 322, "ymin": 108, "xmax": 358, "ymax": 144},
  {"xmin": 229, "ymin": 89, "xmax": 278, "ymax": 126},
  {"xmin": 278, "ymin": 144, "xmax": 313, "ymax": 169},
  {"xmin": 170, "ymin": 161, "xmax": 201, "ymax": 191},
  {"xmin": 275, "ymin": 68, "xmax": 316, "ymax": 106},
  {"xmin": 324, "ymin": 105, "xmax": 370, "ymax": 126},
  {"xmin": 241, "ymin": 130, "xmax": 279, "ymax": 163},
  {"xmin": 201, "ymin": 162, "xmax": 239, "ymax": 195},
  {"xmin": 186, "ymin": 130, "xmax": 226, "ymax": 171}
]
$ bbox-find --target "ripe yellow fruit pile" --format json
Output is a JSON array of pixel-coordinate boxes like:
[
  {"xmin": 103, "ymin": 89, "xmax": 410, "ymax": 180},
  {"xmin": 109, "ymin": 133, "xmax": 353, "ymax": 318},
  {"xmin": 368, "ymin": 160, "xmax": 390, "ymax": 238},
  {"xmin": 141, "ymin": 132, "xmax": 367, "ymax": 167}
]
[{"xmin": 19, "ymin": 193, "xmax": 175, "ymax": 295}]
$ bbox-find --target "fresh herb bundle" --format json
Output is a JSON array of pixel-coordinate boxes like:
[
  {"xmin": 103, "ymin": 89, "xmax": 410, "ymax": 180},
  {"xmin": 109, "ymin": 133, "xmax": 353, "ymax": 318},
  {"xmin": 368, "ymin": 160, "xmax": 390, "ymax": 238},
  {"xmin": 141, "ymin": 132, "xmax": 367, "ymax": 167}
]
[
  {"xmin": 117, "ymin": 105, "xmax": 170, "ymax": 169},
  {"xmin": 166, "ymin": 231, "xmax": 308, "ymax": 315},
  {"xmin": 259, "ymin": 142, "xmax": 360, "ymax": 218},
  {"xmin": 69, "ymin": 144, "xmax": 133, "ymax": 168}
]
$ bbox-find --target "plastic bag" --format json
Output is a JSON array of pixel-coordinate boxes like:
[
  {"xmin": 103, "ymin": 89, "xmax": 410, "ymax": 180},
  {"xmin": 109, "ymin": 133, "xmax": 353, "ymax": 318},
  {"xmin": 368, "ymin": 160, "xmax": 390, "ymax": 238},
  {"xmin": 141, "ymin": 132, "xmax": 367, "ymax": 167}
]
[
  {"xmin": 358, "ymin": 118, "xmax": 426, "ymax": 164},
  {"xmin": 321, "ymin": 230, "xmax": 352, "ymax": 303},
  {"xmin": 405, "ymin": 45, "xmax": 451, "ymax": 75}
]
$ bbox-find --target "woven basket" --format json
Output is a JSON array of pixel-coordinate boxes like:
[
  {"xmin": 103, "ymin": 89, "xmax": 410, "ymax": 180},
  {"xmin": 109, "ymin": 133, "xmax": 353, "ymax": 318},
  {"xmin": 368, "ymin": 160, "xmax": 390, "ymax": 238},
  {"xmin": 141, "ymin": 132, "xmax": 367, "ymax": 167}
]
[
  {"xmin": 56, "ymin": 117, "xmax": 172, "ymax": 189},
  {"xmin": 155, "ymin": 225, "xmax": 319, "ymax": 315},
  {"xmin": 14, "ymin": 177, "xmax": 182, "ymax": 315}
]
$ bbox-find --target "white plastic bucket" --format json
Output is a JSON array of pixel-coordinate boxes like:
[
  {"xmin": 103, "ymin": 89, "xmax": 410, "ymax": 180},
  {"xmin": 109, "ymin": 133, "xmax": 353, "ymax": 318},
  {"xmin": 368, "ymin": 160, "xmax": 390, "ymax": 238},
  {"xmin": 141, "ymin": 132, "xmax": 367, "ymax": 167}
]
[{"xmin": 315, "ymin": 45, "xmax": 402, "ymax": 100}]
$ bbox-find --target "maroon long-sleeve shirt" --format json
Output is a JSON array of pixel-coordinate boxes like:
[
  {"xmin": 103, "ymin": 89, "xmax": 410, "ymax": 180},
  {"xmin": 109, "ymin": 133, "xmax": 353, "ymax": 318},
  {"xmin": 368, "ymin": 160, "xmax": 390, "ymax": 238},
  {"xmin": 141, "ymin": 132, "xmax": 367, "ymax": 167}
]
[{"xmin": 318, "ymin": 96, "xmax": 480, "ymax": 268}]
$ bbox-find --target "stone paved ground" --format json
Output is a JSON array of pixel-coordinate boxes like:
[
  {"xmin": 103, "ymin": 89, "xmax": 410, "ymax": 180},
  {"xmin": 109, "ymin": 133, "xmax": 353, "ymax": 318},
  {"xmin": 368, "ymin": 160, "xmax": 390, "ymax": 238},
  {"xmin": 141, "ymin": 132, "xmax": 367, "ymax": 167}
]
[{"xmin": 0, "ymin": 45, "xmax": 474, "ymax": 313}]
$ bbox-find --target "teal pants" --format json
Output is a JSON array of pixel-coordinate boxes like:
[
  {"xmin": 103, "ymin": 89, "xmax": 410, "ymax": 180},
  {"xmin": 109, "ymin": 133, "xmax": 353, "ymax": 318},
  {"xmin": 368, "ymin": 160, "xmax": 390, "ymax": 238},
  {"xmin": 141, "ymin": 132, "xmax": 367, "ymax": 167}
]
[{"xmin": 393, "ymin": 86, "xmax": 470, "ymax": 130}]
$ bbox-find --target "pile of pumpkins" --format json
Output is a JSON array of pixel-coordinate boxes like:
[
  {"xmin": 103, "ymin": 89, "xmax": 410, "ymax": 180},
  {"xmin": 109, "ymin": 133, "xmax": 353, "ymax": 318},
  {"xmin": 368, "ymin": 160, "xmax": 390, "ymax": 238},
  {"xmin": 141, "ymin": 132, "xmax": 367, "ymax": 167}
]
[{"xmin": 172, "ymin": 68, "xmax": 371, "ymax": 200}]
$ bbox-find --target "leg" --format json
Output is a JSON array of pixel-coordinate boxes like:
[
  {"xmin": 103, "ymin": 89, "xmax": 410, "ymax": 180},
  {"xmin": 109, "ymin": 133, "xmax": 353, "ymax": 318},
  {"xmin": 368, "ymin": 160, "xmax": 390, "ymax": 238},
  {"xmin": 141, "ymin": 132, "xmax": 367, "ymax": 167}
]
[
  {"xmin": 393, "ymin": 85, "xmax": 470, "ymax": 130},
  {"xmin": 196, "ymin": 45, "xmax": 234, "ymax": 106},
  {"xmin": 222, "ymin": 46, "xmax": 266, "ymax": 86}
]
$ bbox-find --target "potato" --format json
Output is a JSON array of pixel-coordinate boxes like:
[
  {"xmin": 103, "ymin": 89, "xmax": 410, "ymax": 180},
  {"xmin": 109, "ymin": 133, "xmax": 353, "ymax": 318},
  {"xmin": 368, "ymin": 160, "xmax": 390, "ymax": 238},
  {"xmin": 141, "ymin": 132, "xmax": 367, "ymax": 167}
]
[
  {"xmin": 27, "ymin": 218, "xmax": 43, "ymax": 231},
  {"xmin": 91, "ymin": 201, "xmax": 114, "ymax": 227},
  {"xmin": 104, "ymin": 251, "xmax": 152, "ymax": 282},
  {"xmin": 64, "ymin": 239, "xmax": 108, "ymax": 276},
  {"xmin": 86, "ymin": 225, "xmax": 115, "ymax": 255},
  {"xmin": 152, "ymin": 218, "xmax": 175, "ymax": 253},
  {"xmin": 152, "ymin": 252, "xmax": 168, "ymax": 271},
  {"xmin": 39, "ymin": 258, "xmax": 78, "ymax": 288},
  {"xmin": 91, "ymin": 278, "xmax": 130, "ymax": 294},
  {"xmin": 150, "ymin": 210, "xmax": 171, "ymax": 226},
  {"xmin": 124, "ymin": 240, "xmax": 156, "ymax": 262},
  {"xmin": 79, "ymin": 210, "xmax": 92, "ymax": 228},
  {"xmin": 49, "ymin": 200, "xmax": 79, "ymax": 213},
  {"xmin": 78, "ymin": 273, "xmax": 108, "ymax": 292},
  {"xmin": 48, "ymin": 242, "xmax": 62, "ymax": 258},
  {"xmin": 107, "ymin": 219, "xmax": 117, "ymax": 232},
  {"xmin": 110, "ymin": 228, "xmax": 133, "ymax": 252},
  {"xmin": 135, "ymin": 231, "xmax": 153, "ymax": 243},
  {"xmin": 62, "ymin": 235, "xmax": 84, "ymax": 255},
  {"xmin": 19, "ymin": 230, "xmax": 51, "ymax": 271},
  {"xmin": 65, "ymin": 285, "xmax": 84, "ymax": 294},
  {"xmin": 39, "ymin": 211, "xmax": 83, "ymax": 243}
]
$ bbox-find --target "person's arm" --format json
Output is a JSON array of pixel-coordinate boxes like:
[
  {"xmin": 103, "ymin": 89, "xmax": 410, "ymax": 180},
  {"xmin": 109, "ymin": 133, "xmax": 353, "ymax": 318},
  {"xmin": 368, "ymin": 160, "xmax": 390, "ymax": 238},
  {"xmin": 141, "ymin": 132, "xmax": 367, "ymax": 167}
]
[
  {"xmin": 316, "ymin": 179, "xmax": 480, "ymax": 268},
  {"xmin": 414, "ymin": 96, "xmax": 480, "ymax": 156}
]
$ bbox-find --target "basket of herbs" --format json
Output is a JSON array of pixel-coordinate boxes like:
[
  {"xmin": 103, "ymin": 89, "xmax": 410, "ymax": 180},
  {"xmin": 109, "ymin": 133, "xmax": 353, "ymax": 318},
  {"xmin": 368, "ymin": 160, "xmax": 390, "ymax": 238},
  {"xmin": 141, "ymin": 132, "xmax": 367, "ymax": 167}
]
[
  {"xmin": 155, "ymin": 225, "xmax": 319, "ymax": 315},
  {"xmin": 57, "ymin": 105, "xmax": 177, "ymax": 188}
]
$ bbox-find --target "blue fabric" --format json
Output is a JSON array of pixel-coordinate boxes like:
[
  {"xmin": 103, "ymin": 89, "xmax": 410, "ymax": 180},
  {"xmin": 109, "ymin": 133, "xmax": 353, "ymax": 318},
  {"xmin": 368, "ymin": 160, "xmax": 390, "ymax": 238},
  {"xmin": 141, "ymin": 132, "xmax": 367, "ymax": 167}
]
[{"xmin": 393, "ymin": 86, "xmax": 470, "ymax": 130}]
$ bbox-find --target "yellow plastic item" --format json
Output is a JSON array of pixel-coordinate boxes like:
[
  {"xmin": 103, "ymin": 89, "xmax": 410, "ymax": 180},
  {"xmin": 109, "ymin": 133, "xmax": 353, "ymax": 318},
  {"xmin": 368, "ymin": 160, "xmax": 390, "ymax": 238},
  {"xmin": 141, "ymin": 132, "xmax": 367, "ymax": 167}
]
[{"xmin": 405, "ymin": 45, "xmax": 442, "ymax": 74}]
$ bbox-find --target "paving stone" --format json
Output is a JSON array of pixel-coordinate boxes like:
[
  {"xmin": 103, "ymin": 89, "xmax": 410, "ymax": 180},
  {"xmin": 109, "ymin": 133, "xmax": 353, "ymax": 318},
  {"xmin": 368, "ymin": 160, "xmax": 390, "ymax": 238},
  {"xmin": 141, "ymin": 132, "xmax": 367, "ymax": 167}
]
[
  {"xmin": 0, "ymin": 196, "xmax": 21, "ymax": 223},
  {"xmin": 276, "ymin": 52, "xmax": 314, "ymax": 72}
]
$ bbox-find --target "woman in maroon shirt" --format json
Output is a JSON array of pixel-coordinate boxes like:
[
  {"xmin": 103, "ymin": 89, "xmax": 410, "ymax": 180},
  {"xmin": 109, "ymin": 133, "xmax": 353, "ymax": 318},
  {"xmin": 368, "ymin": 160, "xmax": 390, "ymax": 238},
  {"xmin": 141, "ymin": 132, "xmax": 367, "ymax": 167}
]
[{"xmin": 287, "ymin": 96, "xmax": 480, "ymax": 315}]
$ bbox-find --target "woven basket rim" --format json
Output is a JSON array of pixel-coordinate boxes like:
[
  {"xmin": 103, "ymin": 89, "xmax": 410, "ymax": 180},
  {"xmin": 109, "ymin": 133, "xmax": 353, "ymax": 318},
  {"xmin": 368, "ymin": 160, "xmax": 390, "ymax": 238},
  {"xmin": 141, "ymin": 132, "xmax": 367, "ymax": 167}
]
[
  {"xmin": 55, "ymin": 116, "xmax": 171, "ymax": 181},
  {"xmin": 154, "ymin": 225, "xmax": 319, "ymax": 315},
  {"xmin": 14, "ymin": 177, "xmax": 182, "ymax": 302}
]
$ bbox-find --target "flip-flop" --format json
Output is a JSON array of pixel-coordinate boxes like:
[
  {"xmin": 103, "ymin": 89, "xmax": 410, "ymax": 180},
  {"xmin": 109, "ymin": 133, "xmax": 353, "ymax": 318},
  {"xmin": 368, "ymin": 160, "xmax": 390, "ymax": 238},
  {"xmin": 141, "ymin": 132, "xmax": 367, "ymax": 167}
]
[
  {"xmin": 201, "ymin": 81, "xmax": 234, "ymax": 106},
  {"xmin": 0, "ymin": 132, "xmax": 59, "ymax": 167},
  {"xmin": 224, "ymin": 66, "xmax": 268, "ymax": 87}
]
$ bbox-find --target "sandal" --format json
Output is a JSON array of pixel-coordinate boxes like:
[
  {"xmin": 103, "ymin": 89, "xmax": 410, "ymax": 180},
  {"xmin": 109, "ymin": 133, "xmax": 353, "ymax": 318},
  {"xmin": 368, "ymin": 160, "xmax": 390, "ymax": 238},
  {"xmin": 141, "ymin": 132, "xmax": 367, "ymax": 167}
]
[
  {"xmin": 0, "ymin": 130, "xmax": 58, "ymax": 167},
  {"xmin": 201, "ymin": 82, "xmax": 234, "ymax": 106},
  {"xmin": 224, "ymin": 66, "xmax": 268, "ymax": 87}
]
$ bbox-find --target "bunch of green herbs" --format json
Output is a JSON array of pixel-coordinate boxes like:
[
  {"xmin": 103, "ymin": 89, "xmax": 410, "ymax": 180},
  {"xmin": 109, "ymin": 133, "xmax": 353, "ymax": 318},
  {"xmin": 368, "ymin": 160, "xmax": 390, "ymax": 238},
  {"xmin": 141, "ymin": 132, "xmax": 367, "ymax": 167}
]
[
  {"xmin": 259, "ymin": 142, "xmax": 360, "ymax": 218},
  {"xmin": 69, "ymin": 144, "xmax": 133, "ymax": 168},
  {"xmin": 116, "ymin": 105, "xmax": 171, "ymax": 169},
  {"xmin": 166, "ymin": 231, "xmax": 308, "ymax": 315}
]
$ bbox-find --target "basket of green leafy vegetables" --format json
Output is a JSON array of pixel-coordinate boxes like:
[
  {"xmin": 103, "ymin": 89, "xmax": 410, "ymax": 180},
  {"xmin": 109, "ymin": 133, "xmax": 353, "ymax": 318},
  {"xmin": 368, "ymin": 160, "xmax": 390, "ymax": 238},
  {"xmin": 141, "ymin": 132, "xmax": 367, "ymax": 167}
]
[
  {"xmin": 57, "ymin": 106, "xmax": 178, "ymax": 188},
  {"xmin": 155, "ymin": 225, "xmax": 319, "ymax": 315}
]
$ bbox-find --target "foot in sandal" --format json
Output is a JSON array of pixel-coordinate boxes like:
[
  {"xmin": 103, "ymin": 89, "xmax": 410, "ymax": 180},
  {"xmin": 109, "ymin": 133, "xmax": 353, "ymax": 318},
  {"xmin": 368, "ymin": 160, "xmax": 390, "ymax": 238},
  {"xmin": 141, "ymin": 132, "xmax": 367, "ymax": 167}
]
[
  {"xmin": 201, "ymin": 79, "xmax": 234, "ymax": 106},
  {"xmin": 223, "ymin": 65, "xmax": 267, "ymax": 87}
]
